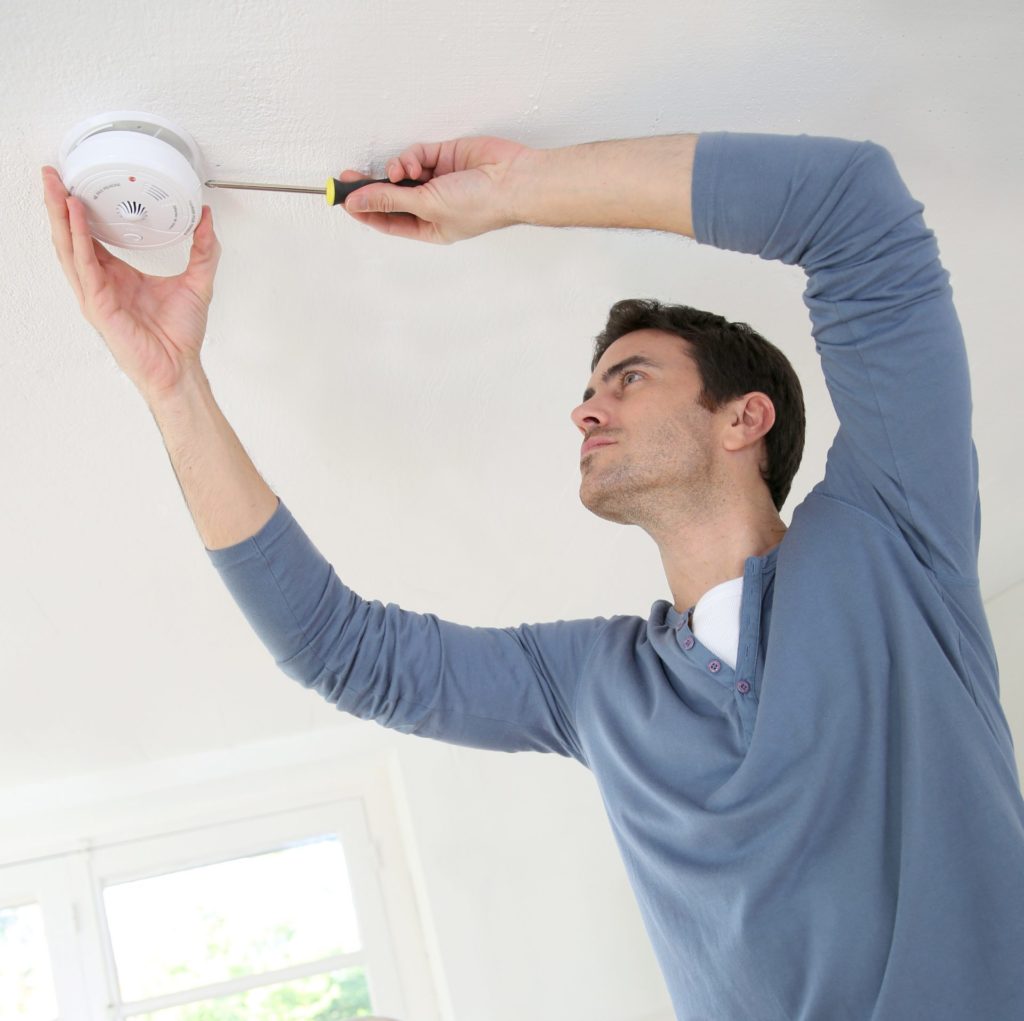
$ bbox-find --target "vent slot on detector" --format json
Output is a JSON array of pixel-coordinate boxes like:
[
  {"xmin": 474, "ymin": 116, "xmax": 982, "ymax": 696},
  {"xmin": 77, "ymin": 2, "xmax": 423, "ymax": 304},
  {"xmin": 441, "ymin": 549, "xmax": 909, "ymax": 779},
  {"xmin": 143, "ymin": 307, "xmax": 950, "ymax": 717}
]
[
  {"xmin": 73, "ymin": 121, "xmax": 196, "ymax": 165},
  {"xmin": 116, "ymin": 199, "xmax": 148, "ymax": 221}
]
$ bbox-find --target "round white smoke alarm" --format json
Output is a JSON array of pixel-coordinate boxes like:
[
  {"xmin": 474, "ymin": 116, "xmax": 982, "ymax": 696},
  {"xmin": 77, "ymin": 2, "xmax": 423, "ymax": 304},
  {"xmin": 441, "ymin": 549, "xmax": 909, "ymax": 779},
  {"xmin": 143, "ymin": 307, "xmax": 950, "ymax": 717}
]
[{"xmin": 58, "ymin": 111, "xmax": 205, "ymax": 250}]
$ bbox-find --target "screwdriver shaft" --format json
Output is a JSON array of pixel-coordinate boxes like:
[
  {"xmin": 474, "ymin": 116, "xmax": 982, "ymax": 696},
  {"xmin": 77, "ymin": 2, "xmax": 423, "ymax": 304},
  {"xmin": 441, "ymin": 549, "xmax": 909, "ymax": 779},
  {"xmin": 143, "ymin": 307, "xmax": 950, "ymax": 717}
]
[
  {"xmin": 205, "ymin": 176, "xmax": 420, "ymax": 206},
  {"xmin": 205, "ymin": 180, "xmax": 324, "ymax": 195}
]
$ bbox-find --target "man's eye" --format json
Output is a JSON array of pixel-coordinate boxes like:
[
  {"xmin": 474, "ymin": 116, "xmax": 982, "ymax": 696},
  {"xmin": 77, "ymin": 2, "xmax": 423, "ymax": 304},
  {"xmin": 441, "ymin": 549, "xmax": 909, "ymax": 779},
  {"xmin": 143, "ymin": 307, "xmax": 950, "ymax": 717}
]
[{"xmin": 623, "ymin": 371, "xmax": 642, "ymax": 385}]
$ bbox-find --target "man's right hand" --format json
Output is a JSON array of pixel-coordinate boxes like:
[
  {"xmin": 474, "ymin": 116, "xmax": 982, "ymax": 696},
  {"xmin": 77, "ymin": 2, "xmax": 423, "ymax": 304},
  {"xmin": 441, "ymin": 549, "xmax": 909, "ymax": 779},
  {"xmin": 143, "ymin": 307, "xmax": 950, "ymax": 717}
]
[
  {"xmin": 337, "ymin": 133, "xmax": 698, "ymax": 244},
  {"xmin": 41, "ymin": 165, "xmax": 222, "ymax": 407},
  {"xmin": 338, "ymin": 136, "xmax": 533, "ymax": 245}
]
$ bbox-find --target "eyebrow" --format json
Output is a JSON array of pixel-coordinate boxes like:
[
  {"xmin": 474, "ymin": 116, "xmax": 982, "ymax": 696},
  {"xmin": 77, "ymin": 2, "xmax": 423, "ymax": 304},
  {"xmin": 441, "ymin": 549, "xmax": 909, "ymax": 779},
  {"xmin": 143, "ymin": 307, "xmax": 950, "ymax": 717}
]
[{"xmin": 582, "ymin": 355, "xmax": 661, "ymax": 403}]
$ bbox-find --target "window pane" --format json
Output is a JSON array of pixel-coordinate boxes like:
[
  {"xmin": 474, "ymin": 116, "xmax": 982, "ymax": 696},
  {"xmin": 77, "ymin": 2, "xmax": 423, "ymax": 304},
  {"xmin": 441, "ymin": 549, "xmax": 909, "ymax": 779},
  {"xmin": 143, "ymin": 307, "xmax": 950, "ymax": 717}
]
[
  {"xmin": 0, "ymin": 903, "xmax": 59, "ymax": 1021},
  {"xmin": 104, "ymin": 836, "xmax": 362, "ymax": 1002},
  {"xmin": 129, "ymin": 967, "xmax": 371, "ymax": 1021}
]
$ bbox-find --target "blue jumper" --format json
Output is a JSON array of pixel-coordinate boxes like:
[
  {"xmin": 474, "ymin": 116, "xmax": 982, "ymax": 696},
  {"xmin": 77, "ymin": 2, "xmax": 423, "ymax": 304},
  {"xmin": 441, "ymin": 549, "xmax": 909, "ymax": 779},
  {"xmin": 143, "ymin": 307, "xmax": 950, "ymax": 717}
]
[{"xmin": 206, "ymin": 132, "xmax": 1024, "ymax": 1020}]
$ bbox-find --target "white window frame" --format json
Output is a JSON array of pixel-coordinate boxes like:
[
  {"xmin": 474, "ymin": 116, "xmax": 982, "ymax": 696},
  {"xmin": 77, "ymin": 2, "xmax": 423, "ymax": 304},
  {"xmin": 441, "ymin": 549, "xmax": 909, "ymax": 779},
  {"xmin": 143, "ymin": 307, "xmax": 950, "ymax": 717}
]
[
  {"xmin": 0, "ymin": 854, "xmax": 107, "ymax": 1021},
  {"xmin": 0, "ymin": 744, "xmax": 440, "ymax": 1021},
  {"xmin": 88, "ymin": 799, "xmax": 406, "ymax": 1019}
]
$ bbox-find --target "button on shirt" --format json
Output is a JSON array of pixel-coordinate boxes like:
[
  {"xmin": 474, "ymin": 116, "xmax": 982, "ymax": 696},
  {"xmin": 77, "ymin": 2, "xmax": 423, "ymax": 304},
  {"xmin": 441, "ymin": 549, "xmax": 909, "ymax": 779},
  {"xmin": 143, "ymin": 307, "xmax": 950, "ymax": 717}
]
[
  {"xmin": 688, "ymin": 574, "xmax": 745, "ymax": 670},
  {"xmin": 206, "ymin": 133, "xmax": 1024, "ymax": 1020}
]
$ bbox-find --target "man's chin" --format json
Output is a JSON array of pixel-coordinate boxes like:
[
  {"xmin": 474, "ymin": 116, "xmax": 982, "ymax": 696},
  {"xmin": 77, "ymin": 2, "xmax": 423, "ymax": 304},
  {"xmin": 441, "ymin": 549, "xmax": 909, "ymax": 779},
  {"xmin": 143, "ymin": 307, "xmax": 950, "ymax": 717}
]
[{"xmin": 579, "ymin": 480, "xmax": 632, "ymax": 525}]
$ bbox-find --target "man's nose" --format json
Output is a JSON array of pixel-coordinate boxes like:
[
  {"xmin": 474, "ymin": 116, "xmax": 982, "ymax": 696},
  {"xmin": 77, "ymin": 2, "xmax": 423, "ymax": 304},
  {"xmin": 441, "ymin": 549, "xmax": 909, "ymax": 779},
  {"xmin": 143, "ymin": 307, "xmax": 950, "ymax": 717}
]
[{"xmin": 571, "ymin": 397, "xmax": 608, "ymax": 433}]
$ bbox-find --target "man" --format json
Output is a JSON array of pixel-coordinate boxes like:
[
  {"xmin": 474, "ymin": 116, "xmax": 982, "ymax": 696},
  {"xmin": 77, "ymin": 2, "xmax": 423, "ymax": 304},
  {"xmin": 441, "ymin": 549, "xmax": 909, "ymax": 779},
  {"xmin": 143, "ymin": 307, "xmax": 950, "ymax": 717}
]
[{"xmin": 42, "ymin": 129, "xmax": 1024, "ymax": 1020}]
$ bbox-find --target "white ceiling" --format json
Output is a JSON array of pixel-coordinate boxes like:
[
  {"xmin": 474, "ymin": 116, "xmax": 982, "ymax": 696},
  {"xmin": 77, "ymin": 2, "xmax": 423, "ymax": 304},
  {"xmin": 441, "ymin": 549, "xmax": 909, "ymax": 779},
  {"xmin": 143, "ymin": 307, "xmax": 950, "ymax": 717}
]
[{"xmin": 2, "ymin": 0, "xmax": 1022, "ymax": 789}]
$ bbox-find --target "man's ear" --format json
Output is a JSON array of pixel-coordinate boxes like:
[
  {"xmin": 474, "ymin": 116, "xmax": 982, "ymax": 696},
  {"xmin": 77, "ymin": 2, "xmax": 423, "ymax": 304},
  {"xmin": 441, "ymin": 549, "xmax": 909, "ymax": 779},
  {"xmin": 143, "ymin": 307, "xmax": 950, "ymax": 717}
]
[{"xmin": 721, "ymin": 392, "xmax": 775, "ymax": 453}]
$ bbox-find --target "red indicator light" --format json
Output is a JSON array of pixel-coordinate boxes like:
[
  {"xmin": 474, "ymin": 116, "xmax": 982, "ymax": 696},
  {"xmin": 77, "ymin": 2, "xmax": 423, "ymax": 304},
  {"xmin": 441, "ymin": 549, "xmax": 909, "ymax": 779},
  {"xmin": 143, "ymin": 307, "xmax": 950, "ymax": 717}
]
[{"xmin": 129, "ymin": 176, "xmax": 136, "ymax": 182}]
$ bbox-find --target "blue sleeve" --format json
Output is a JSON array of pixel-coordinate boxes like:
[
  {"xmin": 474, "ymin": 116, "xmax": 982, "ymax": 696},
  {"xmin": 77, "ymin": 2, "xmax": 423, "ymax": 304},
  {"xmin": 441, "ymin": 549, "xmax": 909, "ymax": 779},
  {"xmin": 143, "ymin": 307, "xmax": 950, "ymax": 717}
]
[
  {"xmin": 205, "ymin": 499, "xmax": 603, "ymax": 762},
  {"xmin": 693, "ymin": 132, "xmax": 979, "ymax": 582}
]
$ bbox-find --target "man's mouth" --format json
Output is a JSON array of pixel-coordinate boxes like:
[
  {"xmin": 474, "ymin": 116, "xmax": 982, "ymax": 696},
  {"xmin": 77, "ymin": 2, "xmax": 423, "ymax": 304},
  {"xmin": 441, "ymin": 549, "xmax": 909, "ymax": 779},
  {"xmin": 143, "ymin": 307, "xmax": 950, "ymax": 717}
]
[{"xmin": 581, "ymin": 437, "xmax": 617, "ymax": 458}]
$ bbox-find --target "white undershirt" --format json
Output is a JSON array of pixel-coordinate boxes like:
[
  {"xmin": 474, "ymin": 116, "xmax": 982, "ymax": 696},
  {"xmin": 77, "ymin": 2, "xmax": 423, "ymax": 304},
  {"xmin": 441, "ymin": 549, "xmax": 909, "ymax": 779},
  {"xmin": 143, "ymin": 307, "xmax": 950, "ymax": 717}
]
[{"xmin": 689, "ymin": 576, "xmax": 744, "ymax": 670}]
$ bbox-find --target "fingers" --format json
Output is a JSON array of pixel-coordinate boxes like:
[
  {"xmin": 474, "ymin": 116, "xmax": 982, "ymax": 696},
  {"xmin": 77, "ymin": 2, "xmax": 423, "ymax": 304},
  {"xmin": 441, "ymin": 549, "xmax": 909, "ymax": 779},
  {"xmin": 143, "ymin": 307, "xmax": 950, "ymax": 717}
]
[
  {"xmin": 333, "ymin": 160, "xmax": 443, "ymax": 242},
  {"xmin": 338, "ymin": 192, "xmax": 428, "ymax": 241},
  {"xmin": 352, "ymin": 210, "xmax": 432, "ymax": 243},
  {"xmin": 41, "ymin": 166, "xmax": 85, "ymax": 308},
  {"xmin": 335, "ymin": 168, "xmax": 431, "ymax": 238},
  {"xmin": 341, "ymin": 181, "xmax": 437, "ymax": 241},
  {"xmin": 335, "ymin": 169, "xmax": 376, "ymax": 229},
  {"xmin": 65, "ymin": 194, "xmax": 106, "ymax": 315},
  {"xmin": 184, "ymin": 206, "xmax": 222, "ymax": 300},
  {"xmin": 338, "ymin": 144, "xmax": 443, "ymax": 188},
  {"xmin": 386, "ymin": 150, "xmax": 422, "ymax": 183},
  {"xmin": 386, "ymin": 142, "xmax": 444, "ymax": 183}
]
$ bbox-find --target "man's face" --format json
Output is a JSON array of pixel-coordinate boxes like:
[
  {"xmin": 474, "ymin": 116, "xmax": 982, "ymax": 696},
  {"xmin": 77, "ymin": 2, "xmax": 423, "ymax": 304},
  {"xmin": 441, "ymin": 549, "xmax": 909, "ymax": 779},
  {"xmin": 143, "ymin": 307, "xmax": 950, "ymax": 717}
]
[{"xmin": 571, "ymin": 329, "xmax": 722, "ymax": 526}]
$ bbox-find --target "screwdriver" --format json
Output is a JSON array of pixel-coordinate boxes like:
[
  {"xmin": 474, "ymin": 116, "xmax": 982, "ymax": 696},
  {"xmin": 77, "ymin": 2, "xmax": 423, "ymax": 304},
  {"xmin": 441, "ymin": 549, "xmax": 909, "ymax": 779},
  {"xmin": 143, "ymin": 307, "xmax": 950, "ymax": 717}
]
[{"xmin": 204, "ymin": 176, "xmax": 421, "ymax": 206}]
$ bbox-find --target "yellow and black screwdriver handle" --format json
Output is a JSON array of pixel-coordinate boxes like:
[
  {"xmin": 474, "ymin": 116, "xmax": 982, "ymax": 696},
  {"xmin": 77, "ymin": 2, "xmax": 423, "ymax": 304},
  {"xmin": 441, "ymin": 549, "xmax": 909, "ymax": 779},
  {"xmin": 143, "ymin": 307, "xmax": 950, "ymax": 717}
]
[{"xmin": 326, "ymin": 177, "xmax": 421, "ymax": 206}]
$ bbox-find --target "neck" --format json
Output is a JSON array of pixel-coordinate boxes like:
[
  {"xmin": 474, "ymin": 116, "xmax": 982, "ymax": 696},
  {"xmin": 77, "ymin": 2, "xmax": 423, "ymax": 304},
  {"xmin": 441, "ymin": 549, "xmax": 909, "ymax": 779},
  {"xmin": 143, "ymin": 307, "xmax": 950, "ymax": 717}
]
[{"xmin": 649, "ymin": 496, "xmax": 787, "ymax": 616}]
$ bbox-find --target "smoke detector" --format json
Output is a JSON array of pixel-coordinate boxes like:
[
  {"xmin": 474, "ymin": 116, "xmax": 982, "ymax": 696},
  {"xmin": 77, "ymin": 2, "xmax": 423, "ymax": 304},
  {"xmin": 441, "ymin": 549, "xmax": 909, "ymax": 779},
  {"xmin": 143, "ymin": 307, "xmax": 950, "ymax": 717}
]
[{"xmin": 58, "ymin": 111, "xmax": 205, "ymax": 250}]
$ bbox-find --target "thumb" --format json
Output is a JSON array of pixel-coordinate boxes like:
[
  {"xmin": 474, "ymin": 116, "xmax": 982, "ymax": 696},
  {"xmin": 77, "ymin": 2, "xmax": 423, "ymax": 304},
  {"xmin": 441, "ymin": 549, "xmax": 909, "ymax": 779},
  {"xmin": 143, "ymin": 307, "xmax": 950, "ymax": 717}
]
[
  {"xmin": 184, "ymin": 206, "xmax": 221, "ymax": 296},
  {"xmin": 344, "ymin": 182, "xmax": 429, "ymax": 217}
]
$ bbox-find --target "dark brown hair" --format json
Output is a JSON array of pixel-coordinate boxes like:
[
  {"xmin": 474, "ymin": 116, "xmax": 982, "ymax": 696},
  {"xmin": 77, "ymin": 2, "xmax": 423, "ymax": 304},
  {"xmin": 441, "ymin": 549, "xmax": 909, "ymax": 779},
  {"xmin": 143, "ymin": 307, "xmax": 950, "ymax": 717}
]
[{"xmin": 592, "ymin": 299, "xmax": 805, "ymax": 511}]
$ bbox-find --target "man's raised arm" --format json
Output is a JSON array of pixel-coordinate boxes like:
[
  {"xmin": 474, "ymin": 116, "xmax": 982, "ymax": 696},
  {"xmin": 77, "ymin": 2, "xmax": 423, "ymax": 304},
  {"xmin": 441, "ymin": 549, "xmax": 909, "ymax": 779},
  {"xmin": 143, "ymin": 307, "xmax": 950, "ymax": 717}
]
[
  {"xmin": 352, "ymin": 131, "xmax": 975, "ymax": 581},
  {"xmin": 41, "ymin": 165, "xmax": 279, "ymax": 552},
  {"xmin": 334, "ymin": 133, "xmax": 698, "ymax": 242},
  {"xmin": 40, "ymin": 162, "xmax": 602, "ymax": 760}
]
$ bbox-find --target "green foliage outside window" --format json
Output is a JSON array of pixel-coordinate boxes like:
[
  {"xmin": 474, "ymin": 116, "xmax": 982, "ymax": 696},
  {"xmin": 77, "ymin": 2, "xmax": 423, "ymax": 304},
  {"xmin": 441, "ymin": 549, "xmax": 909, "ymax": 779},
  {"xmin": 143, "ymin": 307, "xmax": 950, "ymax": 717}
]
[{"xmin": 136, "ymin": 967, "xmax": 372, "ymax": 1021}]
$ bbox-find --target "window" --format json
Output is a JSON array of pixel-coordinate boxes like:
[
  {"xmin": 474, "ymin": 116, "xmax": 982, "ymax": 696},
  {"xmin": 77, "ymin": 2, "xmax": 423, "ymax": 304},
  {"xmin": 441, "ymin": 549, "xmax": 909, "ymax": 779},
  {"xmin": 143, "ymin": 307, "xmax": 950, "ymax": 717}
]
[
  {"xmin": 102, "ymin": 835, "xmax": 370, "ymax": 1017},
  {"xmin": 0, "ymin": 801, "xmax": 416, "ymax": 1021},
  {"xmin": 0, "ymin": 902, "xmax": 59, "ymax": 1021}
]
